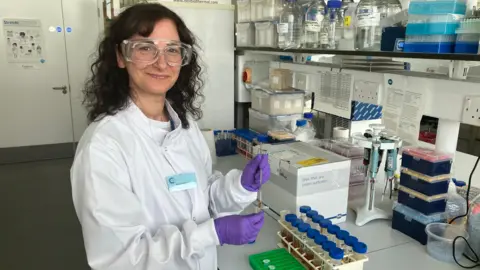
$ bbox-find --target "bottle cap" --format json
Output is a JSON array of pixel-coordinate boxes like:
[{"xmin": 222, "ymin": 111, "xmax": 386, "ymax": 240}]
[
  {"xmin": 285, "ymin": 214, "xmax": 297, "ymax": 222},
  {"xmin": 291, "ymin": 218, "xmax": 302, "ymax": 228},
  {"xmin": 455, "ymin": 180, "xmax": 466, "ymax": 187},
  {"xmin": 345, "ymin": 236, "xmax": 359, "ymax": 247},
  {"xmin": 320, "ymin": 219, "xmax": 332, "ymax": 228},
  {"xmin": 322, "ymin": 241, "xmax": 336, "ymax": 252},
  {"xmin": 329, "ymin": 247, "xmax": 344, "ymax": 260},
  {"xmin": 336, "ymin": 230, "xmax": 350, "ymax": 240},
  {"xmin": 353, "ymin": 242, "xmax": 368, "ymax": 254},
  {"xmin": 304, "ymin": 112, "xmax": 314, "ymax": 119},
  {"xmin": 312, "ymin": 214, "xmax": 324, "ymax": 224},
  {"xmin": 307, "ymin": 228, "xmax": 320, "ymax": 239},
  {"xmin": 327, "ymin": 224, "xmax": 340, "ymax": 235},
  {"xmin": 314, "ymin": 234, "xmax": 328, "ymax": 245},
  {"xmin": 306, "ymin": 210, "xmax": 319, "ymax": 218},
  {"xmin": 327, "ymin": 0, "xmax": 342, "ymax": 8},
  {"xmin": 299, "ymin": 205, "xmax": 311, "ymax": 213},
  {"xmin": 257, "ymin": 134, "xmax": 269, "ymax": 143},
  {"xmin": 296, "ymin": 119, "xmax": 307, "ymax": 127},
  {"xmin": 298, "ymin": 223, "xmax": 311, "ymax": 233}
]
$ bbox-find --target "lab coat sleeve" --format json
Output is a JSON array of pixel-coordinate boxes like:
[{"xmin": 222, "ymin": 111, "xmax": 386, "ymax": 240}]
[
  {"xmin": 71, "ymin": 138, "xmax": 219, "ymax": 270},
  {"xmin": 192, "ymin": 123, "xmax": 257, "ymax": 217}
]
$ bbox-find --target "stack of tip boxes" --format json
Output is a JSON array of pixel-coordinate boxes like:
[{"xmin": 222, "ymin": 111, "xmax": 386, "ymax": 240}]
[
  {"xmin": 404, "ymin": 0, "xmax": 466, "ymax": 53},
  {"xmin": 392, "ymin": 147, "xmax": 452, "ymax": 245}
]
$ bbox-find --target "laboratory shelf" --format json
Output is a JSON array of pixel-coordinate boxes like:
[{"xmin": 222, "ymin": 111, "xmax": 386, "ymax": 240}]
[{"xmin": 235, "ymin": 46, "xmax": 480, "ymax": 61}]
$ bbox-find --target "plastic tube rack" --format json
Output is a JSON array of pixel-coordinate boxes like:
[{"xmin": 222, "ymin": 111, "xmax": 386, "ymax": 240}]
[{"xmin": 277, "ymin": 220, "xmax": 368, "ymax": 270}]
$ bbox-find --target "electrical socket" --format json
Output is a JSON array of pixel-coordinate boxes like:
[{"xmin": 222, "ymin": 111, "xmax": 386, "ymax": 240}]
[
  {"xmin": 462, "ymin": 96, "xmax": 480, "ymax": 127},
  {"xmin": 353, "ymin": 81, "xmax": 381, "ymax": 105}
]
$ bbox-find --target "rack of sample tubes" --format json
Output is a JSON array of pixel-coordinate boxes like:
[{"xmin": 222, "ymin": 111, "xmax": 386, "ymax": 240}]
[{"xmin": 277, "ymin": 206, "xmax": 368, "ymax": 270}]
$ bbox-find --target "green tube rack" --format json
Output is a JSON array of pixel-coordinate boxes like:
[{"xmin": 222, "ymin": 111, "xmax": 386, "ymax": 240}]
[{"xmin": 249, "ymin": 248, "xmax": 305, "ymax": 270}]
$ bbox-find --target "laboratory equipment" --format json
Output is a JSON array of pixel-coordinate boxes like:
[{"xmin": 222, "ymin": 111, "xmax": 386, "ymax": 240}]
[
  {"xmin": 398, "ymin": 185, "xmax": 448, "ymax": 215},
  {"xmin": 251, "ymin": 0, "xmax": 282, "ymax": 21},
  {"xmin": 248, "ymin": 108, "xmax": 301, "ymax": 134},
  {"xmin": 408, "ymin": 0, "xmax": 467, "ymax": 15},
  {"xmin": 326, "ymin": 0, "xmax": 342, "ymax": 49},
  {"xmin": 281, "ymin": 213, "xmax": 297, "ymax": 242},
  {"xmin": 236, "ymin": 23, "xmax": 255, "ymax": 46},
  {"xmin": 455, "ymin": 19, "xmax": 480, "ymax": 53},
  {"xmin": 345, "ymin": 236, "xmax": 359, "ymax": 255},
  {"xmin": 338, "ymin": 0, "xmax": 358, "ymax": 49},
  {"xmin": 293, "ymin": 119, "xmax": 311, "ymax": 142},
  {"xmin": 255, "ymin": 134, "xmax": 269, "ymax": 213},
  {"xmin": 320, "ymin": 219, "xmax": 332, "ymax": 234},
  {"xmin": 214, "ymin": 130, "xmax": 237, "ymax": 156},
  {"xmin": 353, "ymin": 242, "xmax": 368, "ymax": 258},
  {"xmin": 392, "ymin": 202, "xmax": 446, "ymax": 245},
  {"xmin": 295, "ymin": 223, "xmax": 311, "ymax": 251},
  {"xmin": 312, "ymin": 214, "xmax": 324, "ymax": 231},
  {"xmin": 322, "ymin": 240, "xmax": 337, "ymax": 257},
  {"xmin": 351, "ymin": 124, "xmax": 402, "ymax": 226},
  {"xmin": 250, "ymin": 88, "xmax": 305, "ymax": 115},
  {"xmin": 425, "ymin": 223, "xmax": 469, "ymax": 263},
  {"xmin": 327, "ymin": 224, "xmax": 340, "ymax": 241},
  {"xmin": 255, "ymin": 22, "xmax": 278, "ymax": 47},
  {"xmin": 336, "ymin": 230, "xmax": 350, "ymax": 248},
  {"xmin": 299, "ymin": 205, "xmax": 312, "ymax": 221},
  {"xmin": 270, "ymin": 68, "xmax": 293, "ymax": 90},
  {"xmin": 237, "ymin": 0, "xmax": 251, "ymax": 22},
  {"xmin": 303, "ymin": 0, "xmax": 326, "ymax": 48},
  {"xmin": 278, "ymin": 0, "xmax": 302, "ymax": 48},
  {"xmin": 303, "ymin": 112, "xmax": 314, "ymax": 128},
  {"xmin": 379, "ymin": 0, "xmax": 402, "ymax": 21},
  {"xmin": 400, "ymin": 168, "xmax": 450, "ymax": 196},
  {"xmin": 404, "ymin": 34, "xmax": 457, "ymax": 52},
  {"xmin": 355, "ymin": 0, "xmax": 382, "ymax": 50},
  {"xmin": 248, "ymin": 248, "xmax": 305, "ymax": 270},
  {"xmin": 406, "ymin": 14, "xmax": 464, "ymax": 35},
  {"xmin": 242, "ymin": 61, "xmax": 270, "ymax": 89},
  {"xmin": 306, "ymin": 228, "xmax": 320, "ymax": 249},
  {"xmin": 329, "ymin": 247, "xmax": 344, "ymax": 266},
  {"xmin": 233, "ymin": 129, "xmax": 260, "ymax": 159},
  {"xmin": 446, "ymin": 191, "xmax": 467, "ymax": 224},
  {"xmin": 306, "ymin": 210, "xmax": 319, "ymax": 224}
]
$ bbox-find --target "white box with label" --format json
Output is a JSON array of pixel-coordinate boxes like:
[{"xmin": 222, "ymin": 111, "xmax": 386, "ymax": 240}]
[{"xmin": 256, "ymin": 142, "xmax": 350, "ymax": 224}]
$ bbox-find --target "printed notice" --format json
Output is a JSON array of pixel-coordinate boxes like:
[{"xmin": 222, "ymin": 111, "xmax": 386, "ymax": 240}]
[{"xmin": 3, "ymin": 19, "xmax": 45, "ymax": 64}]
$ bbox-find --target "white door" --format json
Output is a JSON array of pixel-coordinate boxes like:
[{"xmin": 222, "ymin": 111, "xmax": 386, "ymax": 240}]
[{"xmin": 0, "ymin": 0, "xmax": 74, "ymax": 150}]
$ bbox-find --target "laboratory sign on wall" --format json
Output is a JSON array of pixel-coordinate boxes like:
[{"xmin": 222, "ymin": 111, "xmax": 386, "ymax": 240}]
[{"xmin": 3, "ymin": 18, "xmax": 45, "ymax": 64}]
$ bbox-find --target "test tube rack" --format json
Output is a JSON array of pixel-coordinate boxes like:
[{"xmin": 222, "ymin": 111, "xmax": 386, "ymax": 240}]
[{"xmin": 277, "ymin": 220, "xmax": 368, "ymax": 270}]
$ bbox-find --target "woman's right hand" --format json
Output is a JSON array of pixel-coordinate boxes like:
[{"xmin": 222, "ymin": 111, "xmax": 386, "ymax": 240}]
[{"xmin": 214, "ymin": 212, "xmax": 265, "ymax": 245}]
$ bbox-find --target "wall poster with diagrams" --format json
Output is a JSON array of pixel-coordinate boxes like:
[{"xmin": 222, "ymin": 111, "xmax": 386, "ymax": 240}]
[{"xmin": 3, "ymin": 18, "xmax": 45, "ymax": 63}]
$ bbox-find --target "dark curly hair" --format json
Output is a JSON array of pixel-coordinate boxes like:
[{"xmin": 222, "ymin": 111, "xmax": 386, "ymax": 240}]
[{"xmin": 83, "ymin": 3, "xmax": 203, "ymax": 129}]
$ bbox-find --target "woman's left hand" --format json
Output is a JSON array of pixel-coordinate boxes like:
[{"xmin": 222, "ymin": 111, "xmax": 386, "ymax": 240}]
[{"xmin": 241, "ymin": 154, "xmax": 270, "ymax": 192}]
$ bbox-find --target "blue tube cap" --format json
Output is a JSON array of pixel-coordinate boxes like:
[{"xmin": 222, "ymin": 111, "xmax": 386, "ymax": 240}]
[
  {"xmin": 285, "ymin": 214, "xmax": 297, "ymax": 222},
  {"xmin": 296, "ymin": 119, "xmax": 307, "ymax": 127},
  {"xmin": 329, "ymin": 247, "xmax": 344, "ymax": 260},
  {"xmin": 320, "ymin": 219, "xmax": 332, "ymax": 228},
  {"xmin": 314, "ymin": 234, "xmax": 328, "ymax": 245},
  {"xmin": 353, "ymin": 242, "xmax": 368, "ymax": 254},
  {"xmin": 291, "ymin": 218, "xmax": 302, "ymax": 228},
  {"xmin": 345, "ymin": 236, "xmax": 359, "ymax": 247},
  {"xmin": 307, "ymin": 228, "xmax": 320, "ymax": 239},
  {"xmin": 327, "ymin": 224, "xmax": 340, "ymax": 235},
  {"xmin": 304, "ymin": 112, "xmax": 313, "ymax": 119},
  {"xmin": 298, "ymin": 223, "xmax": 311, "ymax": 233},
  {"xmin": 306, "ymin": 210, "xmax": 318, "ymax": 218},
  {"xmin": 336, "ymin": 230, "xmax": 350, "ymax": 240},
  {"xmin": 312, "ymin": 214, "xmax": 324, "ymax": 224},
  {"xmin": 299, "ymin": 205, "xmax": 311, "ymax": 213},
  {"xmin": 322, "ymin": 241, "xmax": 336, "ymax": 252}
]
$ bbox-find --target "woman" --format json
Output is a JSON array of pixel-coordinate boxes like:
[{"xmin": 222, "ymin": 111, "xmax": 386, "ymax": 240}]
[{"xmin": 71, "ymin": 3, "xmax": 270, "ymax": 270}]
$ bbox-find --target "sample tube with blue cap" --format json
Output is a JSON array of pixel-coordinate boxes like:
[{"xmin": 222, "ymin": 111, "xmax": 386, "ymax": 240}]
[
  {"xmin": 321, "ymin": 240, "xmax": 336, "ymax": 265},
  {"xmin": 299, "ymin": 205, "xmax": 311, "ymax": 222},
  {"xmin": 312, "ymin": 235, "xmax": 328, "ymax": 268},
  {"xmin": 353, "ymin": 242, "xmax": 368, "ymax": 257},
  {"xmin": 336, "ymin": 230, "xmax": 350, "ymax": 248},
  {"xmin": 329, "ymin": 247, "xmax": 344, "ymax": 266},
  {"xmin": 345, "ymin": 236, "xmax": 358, "ymax": 255},
  {"xmin": 305, "ymin": 228, "xmax": 319, "ymax": 259},
  {"xmin": 291, "ymin": 219, "xmax": 304, "ymax": 247},
  {"xmin": 282, "ymin": 214, "xmax": 297, "ymax": 245},
  {"xmin": 306, "ymin": 210, "xmax": 318, "ymax": 225},
  {"xmin": 319, "ymin": 219, "xmax": 332, "ymax": 234},
  {"xmin": 326, "ymin": 224, "xmax": 340, "ymax": 242},
  {"xmin": 294, "ymin": 223, "xmax": 311, "ymax": 251},
  {"xmin": 312, "ymin": 214, "xmax": 324, "ymax": 231}
]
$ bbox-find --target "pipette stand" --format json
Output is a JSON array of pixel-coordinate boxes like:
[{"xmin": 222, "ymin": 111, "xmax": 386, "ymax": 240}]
[{"xmin": 351, "ymin": 124, "xmax": 402, "ymax": 226}]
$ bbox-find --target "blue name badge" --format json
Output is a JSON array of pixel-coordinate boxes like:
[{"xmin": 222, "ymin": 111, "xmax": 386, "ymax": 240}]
[{"xmin": 166, "ymin": 173, "xmax": 197, "ymax": 192}]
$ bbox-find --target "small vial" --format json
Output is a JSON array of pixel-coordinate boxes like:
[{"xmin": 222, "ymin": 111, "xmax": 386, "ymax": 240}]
[
  {"xmin": 312, "ymin": 214, "xmax": 324, "ymax": 231},
  {"xmin": 336, "ymin": 230, "xmax": 350, "ymax": 248},
  {"xmin": 319, "ymin": 219, "xmax": 332, "ymax": 234},
  {"xmin": 326, "ymin": 224, "xmax": 340, "ymax": 242},
  {"xmin": 294, "ymin": 223, "xmax": 311, "ymax": 252},
  {"xmin": 312, "ymin": 234, "xmax": 327, "ymax": 267},
  {"xmin": 306, "ymin": 210, "xmax": 318, "ymax": 225},
  {"xmin": 299, "ymin": 205, "xmax": 312, "ymax": 222},
  {"xmin": 282, "ymin": 214, "xmax": 297, "ymax": 247},
  {"xmin": 321, "ymin": 240, "xmax": 336, "ymax": 268},
  {"xmin": 305, "ymin": 229, "xmax": 320, "ymax": 260},
  {"xmin": 344, "ymin": 236, "xmax": 359, "ymax": 256},
  {"xmin": 288, "ymin": 218, "xmax": 302, "ymax": 244},
  {"xmin": 353, "ymin": 242, "xmax": 368, "ymax": 258},
  {"xmin": 329, "ymin": 247, "xmax": 344, "ymax": 266}
]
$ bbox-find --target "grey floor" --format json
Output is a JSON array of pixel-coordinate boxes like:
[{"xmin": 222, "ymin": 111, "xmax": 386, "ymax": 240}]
[{"xmin": 0, "ymin": 158, "xmax": 89, "ymax": 270}]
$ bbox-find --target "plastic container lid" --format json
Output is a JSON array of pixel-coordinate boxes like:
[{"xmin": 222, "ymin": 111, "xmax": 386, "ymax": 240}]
[
  {"xmin": 393, "ymin": 202, "xmax": 446, "ymax": 225},
  {"xmin": 314, "ymin": 234, "xmax": 328, "ymax": 245},
  {"xmin": 353, "ymin": 242, "xmax": 368, "ymax": 254},
  {"xmin": 256, "ymin": 134, "xmax": 269, "ymax": 143},
  {"xmin": 320, "ymin": 219, "xmax": 332, "ymax": 228},
  {"xmin": 306, "ymin": 210, "xmax": 318, "ymax": 218},
  {"xmin": 336, "ymin": 230, "xmax": 350, "ymax": 241},
  {"xmin": 285, "ymin": 214, "xmax": 297, "ymax": 222},
  {"xmin": 345, "ymin": 236, "xmax": 359, "ymax": 247},
  {"xmin": 291, "ymin": 218, "xmax": 303, "ymax": 227},
  {"xmin": 401, "ymin": 167, "xmax": 450, "ymax": 183},
  {"xmin": 399, "ymin": 185, "xmax": 448, "ymax": 202},
  {"xmin": 296, "ymin": 119, "xmax": 307, "ymax": 127},
  {"xmin": 403, "ymin": 147, "xmax": 453, "ymax": 163},
  {"xmin": 327, "ymin": 0, "xmax": 342, "ymax": 8},
  {"xmin": 312, "ymin": 214, "xmax": 324, "ymax": 224},
  {"xmin": 298, "ymin": 223, "xmax": 311, "ymax": 233},
  {"xmin": 299, "ymin": 205, "xmax": 311, "ymax": 213},
  {"xmin": 455, "ymin": 180, "xmax": 466, "ymax": 187},
  {"xmin": 303, "ymin": 112, "xmax": 313, "ymax": 119},
  {"xmin": 327, "ymin": 224, "xmax": 340, "ymax": 235},
  {"xmin": 322, "ymin": 241, "xmax": 336, "ymax": 252},
  {"xmin": 329, "ymin": 247, "xmax": 344, "ymax": 260},
  {"xmin": 307, "ymin": 228, "xmax": 320, "ymax": 239}
]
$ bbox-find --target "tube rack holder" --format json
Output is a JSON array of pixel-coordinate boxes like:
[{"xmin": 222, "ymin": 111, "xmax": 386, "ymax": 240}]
[{"xmin": 277, "ymin": 220, "xmax": 368, "ymax": 270}]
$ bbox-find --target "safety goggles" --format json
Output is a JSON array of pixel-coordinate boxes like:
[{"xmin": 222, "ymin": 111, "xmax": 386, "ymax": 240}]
[{"xmin": 121, "ymin": 38, "xmax": 193, "ymax": 67}]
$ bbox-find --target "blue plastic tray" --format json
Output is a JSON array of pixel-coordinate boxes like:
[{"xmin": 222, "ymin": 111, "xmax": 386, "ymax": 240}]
[
  {"xmin": 406, "ymin": 23, "xmax": 459, "ymax": 35},
  {"xmin": 408, "ymin": 1, "xmax": 466, "ymax": 15},
  {"xmin": 401, "ymin": 151, "xmax": 453, "ymax": 176},
  {"xmin": 404, "ymin": 42, "xmax": 455, "ymax": 53},
  {"xmin": 455, "ymin": 42, "xmax": 479, "ymax": 54}
]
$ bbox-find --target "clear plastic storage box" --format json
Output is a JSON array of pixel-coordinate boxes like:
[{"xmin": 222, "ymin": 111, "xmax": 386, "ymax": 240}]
[
  {"xmin": 392, "ymin": 202, "xmax": 446, "ymax": 245},
  {"xmin": 408, "ymin": 0, "xmax": 467, "ymax": 15},
  {"xmin": 455, "ymin": 33, "xmax": 480, "ymax": 53},
  {"xmin": 401, "ymin": 147, "xmax": 453, "ymax": 176},
  {"xmin": 398, "ymin": 186, "xmax": 448, "ymax": 215},
  {"xmin": 269, "ymin": 68, "xmax": 293, "ymax": 90},
  {"xmin": 248, "ymin": 108, "xmax": 302, "ymax": 134},
  {"xmin": 404, "ymin": 35, "xmax": 456, "ymax": 53},
  {"xmin": 251, "ymin": 88, "xmax": 305, "ymax": 115},
  {"xmin": 255, "ymin": 21, "xmax": 278, "ymax": 47},
  {"xmin": 406, "ymin": 14, "xmax": 463, "ymax": 35},
  {"xmin": 400, "ymin": 168, "xmax": 450, "ymax": 196},
  {"xmin": 250, "ymin": 0, "xmax": 281, "ymax": 21},
  {"xmin": 236, "ymin": 23, "xmax": 255, "ymax": 46},
  {"xmin": 425, "ymin": 223, "xmax": 469, "ymax": 263},
  {"xmin": 237, "ymin": 0, "xmax": 251, "ymax": 22}
]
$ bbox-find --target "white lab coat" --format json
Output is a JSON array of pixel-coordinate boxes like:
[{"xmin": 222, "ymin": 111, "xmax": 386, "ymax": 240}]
[{"xmin": 71, "ymin": 101, "xmax": 257, "ymax": 270}]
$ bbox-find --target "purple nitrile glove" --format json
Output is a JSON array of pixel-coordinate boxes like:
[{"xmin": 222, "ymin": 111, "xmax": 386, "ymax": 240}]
[
  {"xmin": 214, "ymin": 212, "xmax": 265, "ymax": 245},
  {"xmin": 241, "ymin": 154, "xmax": 270, "ymax": 192}
]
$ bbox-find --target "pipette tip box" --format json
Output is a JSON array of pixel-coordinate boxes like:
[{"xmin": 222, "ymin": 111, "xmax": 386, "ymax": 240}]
[
  {"xmin": 397, "ymin": 185, "xmax": 447, "ymax": 215},
  {"xmin": 401, "ymin": 147, "xmax": 453, "ymax": 176},
  {"xmin": 399, "ymin": 168, "xmax": 450, "ymax": 196}
]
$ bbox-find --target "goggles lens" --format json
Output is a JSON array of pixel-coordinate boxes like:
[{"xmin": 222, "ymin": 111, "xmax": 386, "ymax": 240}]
[{"xmin": 122, "ymin": 39, "xmax": 192, "ymax": 67}]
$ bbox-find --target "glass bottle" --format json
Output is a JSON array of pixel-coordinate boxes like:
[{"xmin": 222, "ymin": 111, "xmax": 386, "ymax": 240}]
[
  {"xmin": 295, "ymin": 223, "xmax": 311, "ymax": 253},
  {"xmin": 336, "ymin": 230, "xmax": 350, "ymax": 248},
  {"xmin": 312, "ymin": 235, "xmax": 328, "ymax": 268},
  {"xmin": 329, "ymin": 247, "xmax": 344, "ymax": 266},
  {"xmin": 299, "ymin": 205, "xmax": 311, "ymax": 222},
  {"xmin": 282, "ymin": 214, "xmax": 297, "ymax": 245},
  {"xmin": 319, "ymin": 219, "xmax": 332, "ymax": 234},
  {"xmin": 312, "ymin": 214, "xmax": 324, "ymax": 231},
  {"xmin": 355, "ymin": 0, "xmax": 382, "ymax": 50},
  {"xmin": 303, "ymin": 0, "xmax": 326, "ymax": 48},
  {"xmin": 325, "ymin": 0, "xmax": 342, "ymax": 49},
  {"xmin": 326, "ymin": 224, "xmax": 340, "ymax": 242},
  {"xmin": 289, "ymin": 218, "xmax": 303, "ymax": 244},
  {"xmin": 278, "ymin": 0, "xmax": 302, "ymax": 48},
  {"xmin": 306, "ymin": 210, "xmax": 318, "ymax": 225}
]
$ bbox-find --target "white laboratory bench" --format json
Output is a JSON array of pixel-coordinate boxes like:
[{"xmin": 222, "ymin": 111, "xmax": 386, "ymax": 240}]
[{"xmin": 214, "ymin": 155, "xmax": 466, "ymax": 270}]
